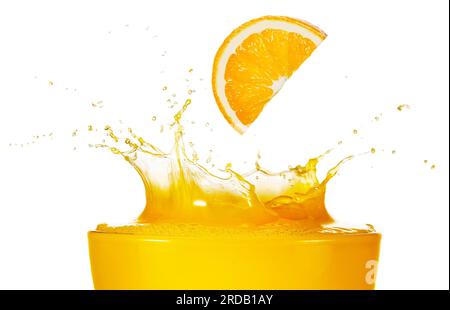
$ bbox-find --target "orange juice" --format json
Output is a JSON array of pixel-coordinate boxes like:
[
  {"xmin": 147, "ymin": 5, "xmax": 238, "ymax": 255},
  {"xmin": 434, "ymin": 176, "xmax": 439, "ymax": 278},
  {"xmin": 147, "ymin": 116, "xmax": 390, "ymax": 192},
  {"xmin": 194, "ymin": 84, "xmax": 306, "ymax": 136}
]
[
  {"xmin": 89, "ymin": 224, "xmax": 380, "ymax": 289},
  {"xmin": 88, "ymin": 99, "xmax": 381, "ymax": 289}
]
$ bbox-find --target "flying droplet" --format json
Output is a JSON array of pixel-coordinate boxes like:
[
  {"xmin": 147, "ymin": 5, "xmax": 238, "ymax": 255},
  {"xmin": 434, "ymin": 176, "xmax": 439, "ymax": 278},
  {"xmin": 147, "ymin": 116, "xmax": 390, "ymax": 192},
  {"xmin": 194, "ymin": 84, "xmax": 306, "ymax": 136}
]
[
  {"xmin": 110, "ymin": 147, "xmax": 121, "ymax": 155},
  {"xmin": 397, "ymin": 104, "xmax": 410, "ymax": 111}
]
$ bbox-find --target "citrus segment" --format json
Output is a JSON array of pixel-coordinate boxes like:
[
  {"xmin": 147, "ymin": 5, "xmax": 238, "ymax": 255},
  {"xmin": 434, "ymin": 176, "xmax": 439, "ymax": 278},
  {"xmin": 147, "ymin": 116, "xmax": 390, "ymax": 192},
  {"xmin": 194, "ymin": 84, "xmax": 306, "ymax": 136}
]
[{"xmin": 212, "ymin": 16, "xmax": 326, "ymax": 133}]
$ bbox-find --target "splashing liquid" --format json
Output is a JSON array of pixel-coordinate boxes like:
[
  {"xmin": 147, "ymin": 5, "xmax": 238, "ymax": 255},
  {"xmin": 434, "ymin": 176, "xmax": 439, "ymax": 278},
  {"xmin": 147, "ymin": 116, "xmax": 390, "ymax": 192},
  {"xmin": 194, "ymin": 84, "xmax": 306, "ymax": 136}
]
[{"xmin": 95, "ymin": 98, "xmax": 373, "ymax": 234}]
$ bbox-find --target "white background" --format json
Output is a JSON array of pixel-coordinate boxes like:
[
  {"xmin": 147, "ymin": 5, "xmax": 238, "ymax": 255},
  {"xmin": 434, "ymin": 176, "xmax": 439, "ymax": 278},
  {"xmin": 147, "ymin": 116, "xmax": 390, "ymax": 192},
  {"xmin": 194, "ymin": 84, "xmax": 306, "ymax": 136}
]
[{"xmin": 0, "ymin": 0, "xmax": 448, "ymax": 289}]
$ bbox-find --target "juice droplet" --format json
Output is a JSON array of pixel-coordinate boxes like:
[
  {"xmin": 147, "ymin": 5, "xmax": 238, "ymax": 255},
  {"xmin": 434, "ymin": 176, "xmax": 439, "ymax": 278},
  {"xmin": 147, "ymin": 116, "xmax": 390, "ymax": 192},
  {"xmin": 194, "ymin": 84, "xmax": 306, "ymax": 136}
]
[
  {"xmin": 397, "ymin": 104, "xmax": 410, "ymax": 111},
  {"xmin": 91, "ymin": 100, "xmax": 104, "ymax": 108},
  {"xmin": 172, "ymin": 98, "xmax": 192, "ymax": 124},
  {"xmin": 110, "ymin": 147, "xmax": 121, "ymax": 155},
  {"xmin": 424, "ymin": 159, "xmax": 428, "ymax": 164},
  {"xmin": 370, "ymin": 148, "xmax": 376, "ymax": 154},
  {"xmin": 104, "ymin": 125, "xmax": 119, "ymax": 142},
  {"xmin": 431, "ymin": 164, "xmax": 436, "ymax": 170}
]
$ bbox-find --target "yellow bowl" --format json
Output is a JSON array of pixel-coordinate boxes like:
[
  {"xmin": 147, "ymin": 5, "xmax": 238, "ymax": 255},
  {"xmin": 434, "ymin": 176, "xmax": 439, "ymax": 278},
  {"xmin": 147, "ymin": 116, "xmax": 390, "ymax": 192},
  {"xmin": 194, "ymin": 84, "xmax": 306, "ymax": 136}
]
[{"xmin": 88, "ymin": 230, "xmax": 381, "ymax": 289}]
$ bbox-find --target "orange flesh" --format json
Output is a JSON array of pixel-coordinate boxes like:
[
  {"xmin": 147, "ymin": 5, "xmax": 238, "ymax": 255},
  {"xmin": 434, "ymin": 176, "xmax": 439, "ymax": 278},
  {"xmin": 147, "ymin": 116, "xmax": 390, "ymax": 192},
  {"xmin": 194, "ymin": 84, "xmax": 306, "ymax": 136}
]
[{"xmin": 224, "ymin": 29, "xmax": 317, "ymax": 125}]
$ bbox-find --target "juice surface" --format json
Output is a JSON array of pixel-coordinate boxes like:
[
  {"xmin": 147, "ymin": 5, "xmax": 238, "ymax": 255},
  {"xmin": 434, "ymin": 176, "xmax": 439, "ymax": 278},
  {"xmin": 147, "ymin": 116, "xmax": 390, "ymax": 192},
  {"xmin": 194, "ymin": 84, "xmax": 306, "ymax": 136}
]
[{"xmin": 96, "ymin": 221, "xmax": 376, "ymax": 238}]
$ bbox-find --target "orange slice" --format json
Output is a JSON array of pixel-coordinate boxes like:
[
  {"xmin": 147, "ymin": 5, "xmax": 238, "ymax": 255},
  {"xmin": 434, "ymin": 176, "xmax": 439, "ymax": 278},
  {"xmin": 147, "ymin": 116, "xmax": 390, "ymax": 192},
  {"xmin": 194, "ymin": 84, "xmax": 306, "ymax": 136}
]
[{"xmin": 212, "ymin": 16, "xmax": 326, "ymax": 134}]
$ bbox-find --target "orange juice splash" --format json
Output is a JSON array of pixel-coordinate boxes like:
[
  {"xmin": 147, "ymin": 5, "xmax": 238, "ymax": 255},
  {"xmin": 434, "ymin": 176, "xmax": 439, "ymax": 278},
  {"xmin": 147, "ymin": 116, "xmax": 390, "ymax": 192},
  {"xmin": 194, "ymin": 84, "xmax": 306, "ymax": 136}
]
[{"xmin": 94, "ymin": 97, "xmax": 370, "ymax": 233}]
